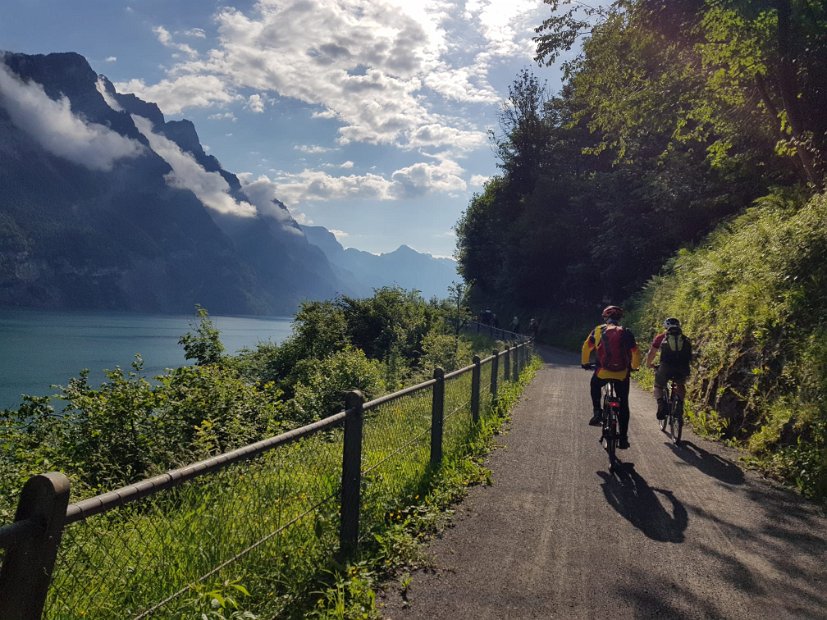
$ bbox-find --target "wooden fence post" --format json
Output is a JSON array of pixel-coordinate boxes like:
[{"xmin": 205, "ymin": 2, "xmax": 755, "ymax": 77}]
[
  {"xmin": 491, "ymin": 350, "xmax": 499, "ymax": 405},
  {"xmin": 339, "ymin": 390, "xmax": 364, "ymax": 556},
  {"xmin": 512, "ymin": 345, "xmax": 520, "ymax": 382},
  {"xmin": 0, "ymin": 472, "xmax": 70, "ymax": 620},
  {"xmin": 430, "ymin": 368, "xmax": 445, "ymax": 469},
  {"xmin": 503, "ymin": 346, "xmax": 511, "ymax": 382},
  {"xmin": 471, "ymin": 355, "xmax": 481, "ymax": 424}
]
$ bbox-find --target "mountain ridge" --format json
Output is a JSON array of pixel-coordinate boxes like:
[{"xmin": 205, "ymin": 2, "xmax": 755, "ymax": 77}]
[{"xmin": 0, "ymin": 50, "xmax": 457, "ymax": 313}]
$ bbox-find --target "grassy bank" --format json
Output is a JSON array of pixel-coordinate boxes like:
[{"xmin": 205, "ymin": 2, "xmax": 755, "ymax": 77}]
[{"xmin": 629, "ymin": 190, "xmax": 827, "ymax": 501}]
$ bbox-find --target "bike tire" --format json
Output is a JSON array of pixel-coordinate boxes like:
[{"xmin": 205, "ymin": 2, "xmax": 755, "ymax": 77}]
[
  {"xmin": 605, "ymin": 410, "xmax": 618, "ymax": 469},
  {"xmin": 674, "ymin": 399, "xmax": 684, "ymax": 445}
]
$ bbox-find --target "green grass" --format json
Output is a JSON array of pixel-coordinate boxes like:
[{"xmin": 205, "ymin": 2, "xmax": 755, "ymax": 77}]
[
  {"xmin": 39, "ymin": 350, "xmax": 537, "ymax": 619},
  {"xmin": 306, "ymin": 355, "xmax": 541, "ymax": 619}
]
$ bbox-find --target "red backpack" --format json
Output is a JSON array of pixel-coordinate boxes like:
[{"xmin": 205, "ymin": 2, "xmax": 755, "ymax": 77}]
[{"xmin": 597, "ymin": 324, "xmax": 630, "ymax": 372}]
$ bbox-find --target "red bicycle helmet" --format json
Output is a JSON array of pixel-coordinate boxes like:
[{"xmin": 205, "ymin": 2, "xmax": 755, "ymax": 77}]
[{"xmin": 602, "ymin": 305, "xmax": 623, "ymax": 320}]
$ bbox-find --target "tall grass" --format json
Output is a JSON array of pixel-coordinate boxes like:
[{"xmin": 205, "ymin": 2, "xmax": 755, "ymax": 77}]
[{"xmin": 629, "ymin": 189, "xmax": 827, "ymax": 500}]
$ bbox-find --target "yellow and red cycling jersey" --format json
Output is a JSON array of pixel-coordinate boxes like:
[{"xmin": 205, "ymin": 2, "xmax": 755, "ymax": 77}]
[{"xmin": 581, "ymin": 323, "xmax": 641, "ymax": 380}]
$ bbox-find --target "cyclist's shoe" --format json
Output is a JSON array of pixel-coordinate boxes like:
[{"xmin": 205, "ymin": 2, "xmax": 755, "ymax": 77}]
[
  {"xmin": 618, "ymin": 436, "xmax": 630, "ymax": 449},
  {"xmin": 656, "ymin": 399, "xmax": 667, "ymax": 420},
  {"xmin": 588, "ymin": 410, "xmax": 602, "ymax": 426}
]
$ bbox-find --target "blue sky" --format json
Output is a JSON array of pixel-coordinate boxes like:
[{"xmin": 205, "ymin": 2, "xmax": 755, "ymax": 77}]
[{"xmin": 1, "ymin": 0, "xmax": 571, "ymax": 257}]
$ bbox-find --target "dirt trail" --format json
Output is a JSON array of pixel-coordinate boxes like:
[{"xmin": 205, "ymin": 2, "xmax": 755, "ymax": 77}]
[{"xmin": 379, "ymin": 346, "xmax": 827, "ymax": 619}]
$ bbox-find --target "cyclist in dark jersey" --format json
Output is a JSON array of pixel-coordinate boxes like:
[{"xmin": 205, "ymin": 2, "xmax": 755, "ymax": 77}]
[{"xmin": 645, "ymin": 317, "xmax": 692, "ymax": 419}]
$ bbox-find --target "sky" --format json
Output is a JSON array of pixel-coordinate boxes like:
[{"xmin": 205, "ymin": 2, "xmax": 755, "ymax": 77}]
[{"xmin": 0, "ymin": 0, "xmax": 572, "ymax": 258}]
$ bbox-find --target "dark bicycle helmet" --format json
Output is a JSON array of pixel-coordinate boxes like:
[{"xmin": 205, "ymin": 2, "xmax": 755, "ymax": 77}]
[
  {"xmin": 602, "ymin": 305, "xmax": 623, "ymax": 320},
  {"xmin": 663, "ymin": 317, "xmax": 681, "ymax": 329}
]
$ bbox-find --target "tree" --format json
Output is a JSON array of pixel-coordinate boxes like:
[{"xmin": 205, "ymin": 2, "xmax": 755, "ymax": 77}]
[{"xmin": 179, "ymin": 305, "xmax": 225, "ymax": 365}]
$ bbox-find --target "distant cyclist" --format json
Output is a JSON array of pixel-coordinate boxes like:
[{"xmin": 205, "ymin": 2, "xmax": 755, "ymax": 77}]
[
  {"xmin": 646, "ymin": 317, "xmax": 692, "ymax": 420},
  {"xmin": 581, "ymin": 305, "xmax": 640, "ymax": 449}
]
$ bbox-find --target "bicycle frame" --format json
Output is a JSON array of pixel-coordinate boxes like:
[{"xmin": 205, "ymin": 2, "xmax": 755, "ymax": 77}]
[{"xmin": 660, "ymin": 378, "xmax": 684, "ymax": 445}]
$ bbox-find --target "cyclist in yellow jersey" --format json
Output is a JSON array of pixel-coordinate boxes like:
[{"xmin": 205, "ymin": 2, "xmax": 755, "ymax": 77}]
[{"xmin": 581, "ymin": 306, "xmax": 640, "ymax": 449}]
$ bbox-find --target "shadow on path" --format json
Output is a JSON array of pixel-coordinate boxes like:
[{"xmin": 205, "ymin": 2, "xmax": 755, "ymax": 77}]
[
  {"xmin": 598, "ymin": 463, "xmax": 688, "ymax": 542},
  {"xmin": 668, "ymin": 440, "xmax": 745, "ymax": 486}
]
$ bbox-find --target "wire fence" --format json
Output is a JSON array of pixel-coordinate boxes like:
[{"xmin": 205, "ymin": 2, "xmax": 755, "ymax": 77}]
[{"xmin": 0, "ymin": 339, "xmax": 533, "ymax": 619}]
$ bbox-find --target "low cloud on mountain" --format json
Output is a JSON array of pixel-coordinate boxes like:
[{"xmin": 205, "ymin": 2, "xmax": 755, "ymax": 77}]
[
  {"xmin": 131, "ymin": 114, "xmax": 257, "ymax": 218},
  {"xmin": 0, "ymin": 59, "xmax": 144, "ymax": 171}
]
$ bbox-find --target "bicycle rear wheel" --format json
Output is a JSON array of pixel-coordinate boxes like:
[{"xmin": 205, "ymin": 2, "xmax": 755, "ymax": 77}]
[
  {"xmin": 672, "ymin": 398, "xmax": 683, "ymax": 445},
  {"xmin": 604, "ymin": 409, "xmax": 618, "ymax": 470}
]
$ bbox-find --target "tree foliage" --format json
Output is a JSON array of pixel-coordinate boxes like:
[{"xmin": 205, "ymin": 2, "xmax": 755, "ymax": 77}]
[{"xmin": 456, "ymin": 0, "xmax": 827, "ymax": 497}]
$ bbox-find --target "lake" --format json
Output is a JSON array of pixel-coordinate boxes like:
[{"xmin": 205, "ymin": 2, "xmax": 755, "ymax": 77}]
[{"xmin": 0, "ymin": 309, "xmax": 294, "ymax": 410}]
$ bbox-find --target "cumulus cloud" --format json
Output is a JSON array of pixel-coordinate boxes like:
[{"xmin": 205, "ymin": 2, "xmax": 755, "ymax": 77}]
[
  {"xmin": 390, "ymin": 158, "xmax": 466, "ymax": 198},
  {"xmin": 246, "ymin": 93, "xmax": 265, "ymax": 113},
  {"xmin": 115, "ymin": 75, "xmax": 238, "ymax": 114},
  {"xmin": 105, "ymin": 56, "xmax": 118, "ymax": 63},
  {"xmin": 268, "ymin": 156, "xmax": 466, "ymax": 205},
  {"xmin": 0, "ymin": 61, "xmax": 143, "ymax": 170},
  {"xmin": 119, "ymin": 0, "xmax": 546, "ymax": 151},
  {"xmin": 330, "ymin": 229, "xmax": 349, "ymax": 241},
  {"xmin": 470, "ymin": 174, "xmax": 490, "ymax": 187},
  {"xmin": 131, "ymin": 114, "xmax": 257, "ymax": 217}
]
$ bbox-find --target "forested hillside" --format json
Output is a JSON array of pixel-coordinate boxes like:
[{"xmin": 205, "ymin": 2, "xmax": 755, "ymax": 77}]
[{"xmin": 456, "ymin": 0, "xmax": 826, "ymax": 498}]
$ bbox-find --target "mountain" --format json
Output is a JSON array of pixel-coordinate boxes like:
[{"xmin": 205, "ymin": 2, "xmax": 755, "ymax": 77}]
[
  {"xmin": 0, "ymin": 51, "xmax": 344, "ymax": 314},
  {"xmin": 301, "ymin": 225, "xmax": 458, "ymax": 299}
]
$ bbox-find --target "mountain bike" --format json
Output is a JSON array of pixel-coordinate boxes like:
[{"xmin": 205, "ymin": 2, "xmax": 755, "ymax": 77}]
[
  {"xmin": 655, "ymin": 366, "xmax": 684, "ymax": 445},
  {"xmin": 584, "ymin": 365, "xmax": 621, "ymax": 472}
]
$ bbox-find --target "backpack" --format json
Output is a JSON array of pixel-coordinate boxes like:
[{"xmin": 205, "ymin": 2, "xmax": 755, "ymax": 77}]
[
  {"xmin": 597, "ymin": 324, "xmax": 630, "ymax": 372},
  {"xmin": 660, "ymin": 328, "xmax": 692, "ymax": 366}
]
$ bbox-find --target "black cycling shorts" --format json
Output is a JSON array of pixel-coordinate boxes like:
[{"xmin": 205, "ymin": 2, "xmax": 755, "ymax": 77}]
[{"xmin": 655, "ymin": 363, "xmax": 689, "ymax": 388}]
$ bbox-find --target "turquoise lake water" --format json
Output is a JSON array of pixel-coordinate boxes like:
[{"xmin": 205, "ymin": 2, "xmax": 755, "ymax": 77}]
[{"xmin": 0, "ymin": 309, "xmax": 294, "ymax": 410}]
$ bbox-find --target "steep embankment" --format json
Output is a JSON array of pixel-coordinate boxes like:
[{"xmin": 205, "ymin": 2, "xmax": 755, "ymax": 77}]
[{"xmin": 630, "ymin": 190, "xmax": 827, "ymax": 500}]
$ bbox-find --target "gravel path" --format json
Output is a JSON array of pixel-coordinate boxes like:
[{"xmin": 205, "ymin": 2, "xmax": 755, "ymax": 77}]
[{"xmin": 378, "ymin": 346, "xmax": 827, "ymax": 619}]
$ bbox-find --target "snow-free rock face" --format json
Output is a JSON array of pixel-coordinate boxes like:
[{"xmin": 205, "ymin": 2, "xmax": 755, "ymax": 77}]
[{"xmin": 0, "ymin": 51, "xmax": 345, "ymax": 314}]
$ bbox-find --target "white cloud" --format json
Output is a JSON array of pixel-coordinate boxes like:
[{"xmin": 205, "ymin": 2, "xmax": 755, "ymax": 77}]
[
  {"xmin": 269, "ymin": 156, "xmax": 466, "ymax": 205},
  {"xmin": 246, "ymin": 93, "xmax": 265, "ymax": 113},
  {"xmin": 105, "ymin": 56, "xmax": 118, "ymax": 63},
  {"xmin": 0, "ymin": 61, "xmax": 143, "ymax": 171},
  {"xmin": 131, "ymin": 114, "xmax": 257, "ymax": 217},
  {"xmin": 184, "ymin": 28, "xmax": 207, "ymax": 39},
  {"xmin": 120, "ymin": 0, "xmax": 546, "ymax": 151},
  {"xmin": 391, "ymin": 158, "xmax": 466, "ymax": 198},
  {"xmin": 236, "ymin": 172, "xmax": 295, "ymax": 225},
  {"xmin": 115, "ymin": 75, "xmax": 238, "ymax": 114},
  {"xmin": 95, "ymin": 76, "xmax": 123, "ymax": 111},
  {"xmin": 208, "ymin": 111, "xmax": 237, "ymax": 122},
  {"xmin": 340, "ymin": 160, "xmax": 354, "ymax": 169},
  {"xmin": 470, "ymin": 174, "xmax": 490, "ymax": 187},
  {"xmin": 295, "ymin": 144, "xmax": 335, "ymax": 154},
  {"xmin": 153, "ymin": 25, "xmax": 198, "ymax": 59},
  {"xmin": 330, "ymin": 229, "xmax": 350, "ymax": 241}
]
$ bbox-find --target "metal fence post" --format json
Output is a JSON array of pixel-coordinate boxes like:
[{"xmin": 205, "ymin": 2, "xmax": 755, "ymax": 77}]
[
  {"xmin": 339, "ymin": 390, "xmax": 364, "ymax": 556},
  {"xmin": 0, "ymin": 472, "xmax": 70, "ymax": 620},
  {"xmin": 430, "ymin": 367, "xmax": 445, "ymax": 469},
  {"xmin": 471, "ymin": 355, "xmax": 481, "ymax": 424},
  {"xmin": 491, "ymin": 350, "xmax": 499, "ymax": 405},
  {"xmin": 512, "ymin": 345, "xmax": 520, "ymax": 382}
]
